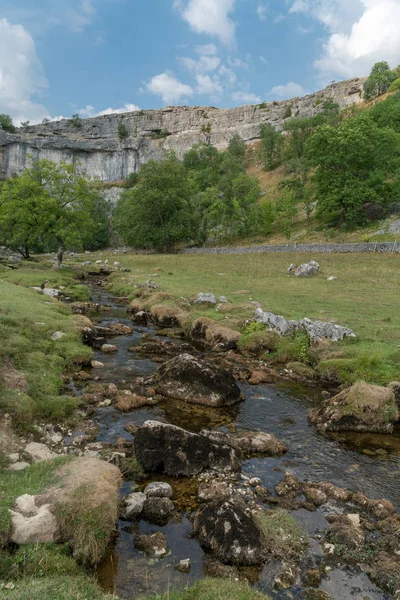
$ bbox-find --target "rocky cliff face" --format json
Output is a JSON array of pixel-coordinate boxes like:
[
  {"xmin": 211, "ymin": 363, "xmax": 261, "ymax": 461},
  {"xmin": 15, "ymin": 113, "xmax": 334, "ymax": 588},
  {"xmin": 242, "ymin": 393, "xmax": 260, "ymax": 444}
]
[{"xmin": 0, "ymin": 78, "xmax": 365, "ymax": 183}]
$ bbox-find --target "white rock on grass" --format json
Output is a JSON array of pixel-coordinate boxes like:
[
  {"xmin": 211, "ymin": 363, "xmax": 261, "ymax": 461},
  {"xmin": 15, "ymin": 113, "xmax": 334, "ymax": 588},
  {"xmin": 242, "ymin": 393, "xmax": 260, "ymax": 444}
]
[
  {"xmin": 10, "ymin": 495, "xmax": 58, "ymax": 544},
  {"xmin": 144, "ymin": 482, "xmax": 173, "ymax": 499},
  {"xmin": 194, "ymin": 293, "xmax": 217, "ymax": 305},
  {"xmin": 7, "ymin": 453, "xmax": 19, "ymax": 464},
  {"xmin": 124, "ymin": 492, "xmax": 147, "ymax": 518},
  {"xmin": 294, "ymin": 260, "xmax": 320, "ymax": 277},
  {"xmin": 8, "ymin": 462, "xmax": 29, "ymax": 472},
  {"xmin": 24, "ymin": 442, "xmax": 57, "ymax": 463},
  {"xmin": 51, "ymin": 331, "xmax": 65, "ymax": 341}
]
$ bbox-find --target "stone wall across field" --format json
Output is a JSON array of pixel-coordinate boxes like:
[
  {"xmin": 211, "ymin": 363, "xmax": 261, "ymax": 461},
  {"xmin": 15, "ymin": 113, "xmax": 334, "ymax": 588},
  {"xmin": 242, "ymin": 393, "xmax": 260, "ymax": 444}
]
[{"xmin": 182, "ymin": 242, "xmax": 400, "ymax": 255}]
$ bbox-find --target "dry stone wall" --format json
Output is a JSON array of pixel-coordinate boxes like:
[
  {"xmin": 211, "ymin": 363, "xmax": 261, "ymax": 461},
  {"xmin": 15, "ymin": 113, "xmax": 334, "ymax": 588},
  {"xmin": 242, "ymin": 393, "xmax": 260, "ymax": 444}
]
[{"xmin": 0, "ymin": 78, "xmax": 365, "ymax": 183}]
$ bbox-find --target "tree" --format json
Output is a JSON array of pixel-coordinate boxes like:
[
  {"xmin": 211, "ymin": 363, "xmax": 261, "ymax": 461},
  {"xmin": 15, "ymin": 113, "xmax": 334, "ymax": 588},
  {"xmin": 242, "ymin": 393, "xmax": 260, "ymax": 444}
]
[
  {"xmin": 71, "ymin": 114, "xmax": 83, "ymax": 128},
  {"xmin": 0, "ymin": 160, "xmax": 106, "ymax": 264},
  {"xmin": 364, "ymin": 61, "xmax": 396, "ymax": 101},
  {"xmin": 275, "ymin": 191, "xmax": 298, "ymax": 240},
  {"xmin": 0, "ymin": 114, "xmax": 16, "ymax": 133},
  {"xmin": 228, "ymin": 133, "xmax": 246, "ymax": 161},
  {"xmin": 307, "ymin": 114, "xmax": 400, "ymax": 227},
  {"xmin": 388, "ymin": 79, "xmax": 400, "ymax": 93},
  {"xmin": 259, "ymin": 123, "xmax": 282, "ymax": 170},
  {"xmin": 370, "ymin": 90, "xmax": 400, "ymax": 132},
  {"xmin": 114, "ymin": 152, "xmax": 198, "ymax": 252}
]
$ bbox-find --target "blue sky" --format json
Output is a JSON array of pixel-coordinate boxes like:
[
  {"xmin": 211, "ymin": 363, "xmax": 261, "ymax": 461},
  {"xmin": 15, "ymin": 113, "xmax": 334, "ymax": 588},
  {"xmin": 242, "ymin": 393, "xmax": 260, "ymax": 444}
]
[{"xmin": 0, "ymin": 0, "xmax": 399, "ymax": 124}]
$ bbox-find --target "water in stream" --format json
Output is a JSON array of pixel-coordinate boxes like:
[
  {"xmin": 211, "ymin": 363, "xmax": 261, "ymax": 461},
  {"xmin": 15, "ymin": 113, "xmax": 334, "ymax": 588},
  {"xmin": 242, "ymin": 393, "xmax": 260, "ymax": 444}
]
[{"xmin": 83, "ymin": 284, "xmax": 399, "ymax": 600}]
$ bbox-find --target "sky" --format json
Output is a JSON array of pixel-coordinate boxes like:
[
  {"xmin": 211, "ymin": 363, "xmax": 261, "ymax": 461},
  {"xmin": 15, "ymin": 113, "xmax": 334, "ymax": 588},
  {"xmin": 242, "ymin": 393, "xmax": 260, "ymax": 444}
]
[{"xmin": 0, "ymin": 0, "xmax": 399, "ymax": 125}]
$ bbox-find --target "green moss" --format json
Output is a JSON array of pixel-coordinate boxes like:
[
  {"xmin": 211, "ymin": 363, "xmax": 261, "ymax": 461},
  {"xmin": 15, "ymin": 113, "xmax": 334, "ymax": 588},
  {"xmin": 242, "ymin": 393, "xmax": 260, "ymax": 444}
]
[
  {"xmin": 254, "ymin": 509, "xmax": 308, "ymax": 559},
  {"xmin": 238, "ymin": 330, "xmax": 280, "ymax": 355},
  {"xmin": 150, "ymin": 578, "xmax": 271, "ymax": 599}
]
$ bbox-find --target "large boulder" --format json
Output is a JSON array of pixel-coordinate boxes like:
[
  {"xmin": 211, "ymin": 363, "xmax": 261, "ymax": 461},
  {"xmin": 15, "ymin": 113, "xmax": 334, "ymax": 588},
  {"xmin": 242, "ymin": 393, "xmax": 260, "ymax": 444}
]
[
  {"xmin": 201, "ymin": 429, "xmax": 288, "ymax": 457},
  {"xmin": 310, "ymin": 382, "xmax": 399, "ymax": 433},
  {"xmin": 294, "ymin": 261, "xmax": 320, "ymax": 277},
  {"xmin": 24, "ymin": 442, "xmax": 57, "ymax": 463},
  {"xmin": 193, "ymin": 499, "xmax": 266, "ymax": 565},
  {"xmin": 155, "ymin": 353, "xmax": 243, "ymax": 407},
  {"xmin": 134, "ymin": 420, "xmax": 242, "ymax": 476},
  {"xmin": 194, "ymin": 293, "xmax": 217, "ymax": 305}
]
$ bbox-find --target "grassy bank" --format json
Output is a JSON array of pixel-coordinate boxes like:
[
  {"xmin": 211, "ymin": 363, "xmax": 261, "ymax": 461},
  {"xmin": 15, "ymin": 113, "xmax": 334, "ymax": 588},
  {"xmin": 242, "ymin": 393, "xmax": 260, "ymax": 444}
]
[
  {"xmin": 0, "ymin": 263, "xmax": 93, "ymax": 429},
  {"xmin": 101, "ymin": 251, "xmax": 400, "ymax": 385},
  {"xmin": 2, "ymin": 576, "xmax": 270, "ymax": 600}
]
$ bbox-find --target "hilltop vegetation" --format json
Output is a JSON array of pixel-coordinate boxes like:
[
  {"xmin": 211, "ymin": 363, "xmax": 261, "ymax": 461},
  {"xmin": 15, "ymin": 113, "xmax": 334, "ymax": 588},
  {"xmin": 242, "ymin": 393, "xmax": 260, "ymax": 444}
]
[
  {"xmin": 113, "ymin": 63, "xmax": 400, "ymax": 249},
  {"xmin": 1, "ymin": 62, "xmax": 400, "ymax": 253}
]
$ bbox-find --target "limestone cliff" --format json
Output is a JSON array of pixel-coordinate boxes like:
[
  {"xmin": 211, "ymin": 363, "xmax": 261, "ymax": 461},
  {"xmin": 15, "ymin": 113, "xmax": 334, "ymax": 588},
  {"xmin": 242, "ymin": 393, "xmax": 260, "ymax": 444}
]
[{"xmin": 0, "ymin": 78, "xmax": 365, "ymax": 183}]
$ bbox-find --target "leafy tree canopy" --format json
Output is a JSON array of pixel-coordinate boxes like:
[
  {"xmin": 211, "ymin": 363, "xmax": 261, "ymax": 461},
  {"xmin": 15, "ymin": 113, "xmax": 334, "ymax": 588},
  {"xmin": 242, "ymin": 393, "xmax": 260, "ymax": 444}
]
[
  {"xmin": 364, "ymin": 61, "xmax": 396, "ymax": 101},
  {"xmin": 114, "ymin": 152, "xmax": 198, "ymax": 252},
  {"xmin": 0, "ymin": 160, "xmax": 108, "ymax": 263},
  {"xmin": 307, "ymin": 113, "xmax": 400, "ymax": 227},
  {"xmin": 0, "ymin": 114, "xmax": 16, "ymax": 133}
]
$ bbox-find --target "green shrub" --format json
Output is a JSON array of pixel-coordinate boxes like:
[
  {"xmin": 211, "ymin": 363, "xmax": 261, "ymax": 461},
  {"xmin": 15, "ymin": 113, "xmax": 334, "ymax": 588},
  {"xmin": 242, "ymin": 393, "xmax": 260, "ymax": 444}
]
[
  {"xmin": 118, "ymin": 122, "xmax": 128, "ymax": 139},
  {"xmin": 70, "ymin": 114, "xmax": 82, "ymax": 128},
  {"xmin": 274, "ymin": 330, "xmax": 311, "ymax": 364},
  {"xmin": 388, "ymin": 78, "xmax": 400, "ymax": 93},
  {"xmin": 0, "ymin": 113, "xmax": 16, "ymax": 133},
  {"xmin": 283, "ymin": 104, "xmax": 293, "ymax": 119},
  {"xmin": 241, "ymin": 321, "xmax": 265, "ymax": 335},
  {"xmin": 151, "ymin": 130, "xmax": 169, "ymax": 140}
]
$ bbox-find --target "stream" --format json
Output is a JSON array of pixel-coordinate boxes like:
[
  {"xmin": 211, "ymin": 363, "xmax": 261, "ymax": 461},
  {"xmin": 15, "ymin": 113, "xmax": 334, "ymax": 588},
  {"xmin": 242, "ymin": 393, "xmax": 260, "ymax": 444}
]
[{"xmin": 78, "ymin": 283, "xmax": 400, "ymax": 600}]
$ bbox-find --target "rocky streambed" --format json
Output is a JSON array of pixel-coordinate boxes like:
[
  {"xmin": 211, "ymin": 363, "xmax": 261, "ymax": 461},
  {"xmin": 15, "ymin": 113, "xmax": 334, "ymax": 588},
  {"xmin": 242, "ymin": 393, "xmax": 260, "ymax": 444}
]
[{"xmin": 64, "ymin": 280, "xmax": 400, "ymax": 599}]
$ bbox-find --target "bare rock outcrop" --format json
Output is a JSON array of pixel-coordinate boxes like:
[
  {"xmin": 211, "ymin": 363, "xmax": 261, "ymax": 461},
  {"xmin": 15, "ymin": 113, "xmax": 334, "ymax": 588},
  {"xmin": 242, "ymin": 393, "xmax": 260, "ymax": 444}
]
[{"xmin": 254, "ymin": 308, "xmax": 355, "ymax": 342}]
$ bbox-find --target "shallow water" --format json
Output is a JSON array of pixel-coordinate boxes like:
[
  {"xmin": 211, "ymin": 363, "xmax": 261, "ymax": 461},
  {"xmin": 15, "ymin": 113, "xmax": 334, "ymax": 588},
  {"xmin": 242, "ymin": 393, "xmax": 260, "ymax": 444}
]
[{"xmin": 87, "ymin": 284, "xmax": 399, "ymax": 599}]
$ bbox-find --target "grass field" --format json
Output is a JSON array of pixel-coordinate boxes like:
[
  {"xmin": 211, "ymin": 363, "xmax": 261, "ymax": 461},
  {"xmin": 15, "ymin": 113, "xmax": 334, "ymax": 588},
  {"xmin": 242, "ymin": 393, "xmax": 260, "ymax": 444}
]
[
  {"xmin": 102, "ymin": 251, "xmax": 400, "ymax": 385},
  {"xmin": 0, "ymin": 264, "xmax": 92, "ymax": 427}
]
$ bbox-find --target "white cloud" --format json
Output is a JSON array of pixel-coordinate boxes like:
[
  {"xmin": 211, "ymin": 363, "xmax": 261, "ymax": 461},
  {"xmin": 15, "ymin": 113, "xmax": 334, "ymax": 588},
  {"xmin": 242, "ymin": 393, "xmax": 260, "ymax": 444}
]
[
  {"xmin": 78, "ymin": 103, "xmax": 140, "ymax": 118},
  {"xmin": 144, "ymin": 73, "xmax": 194, "ymax": 104},
  {"xmin": 175, "ymin": 0, "xmax": 237, "ymax": 46},
  {"xmin": 232, "ymin": 91, "xmax": 261, "ymax": 104},
  {"xmin": 268, "ymin": 81, "xmax": 306, "ymax": 98},
  {"xmin": 0, "ymin": 18, "xmax": 49, "ymax": 125},
  {"xmin": 228, "ymin": 56, "xmax": 250, "ymax": 70},
  {"xmin": 194, "ymin": 43, "xmax": 218, "ymax": 56},
  {"xmin": 180, "ymin": 54, "xmax": 220, "ymax": 74},
  {"xmin": 195, "ymin": 74, "xmax": 223, "ymax": 96},
  {"xmin": 219, "ymin": 65, "xmax": 237, "ymax": 86},
  {"xmin": 297, "ymin": 25, "xmax": 313, "ymax": 34},
  {"xmin": 257, "ymin": 3, "xmax": 268, "ymax": 21},
  {"xmin": 289, "ymin": 0, "xmax": 400, "ymax": 80},
  {"xmin": 259, "ymin": 55, "xmax": 268, "ymax": 65}
]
